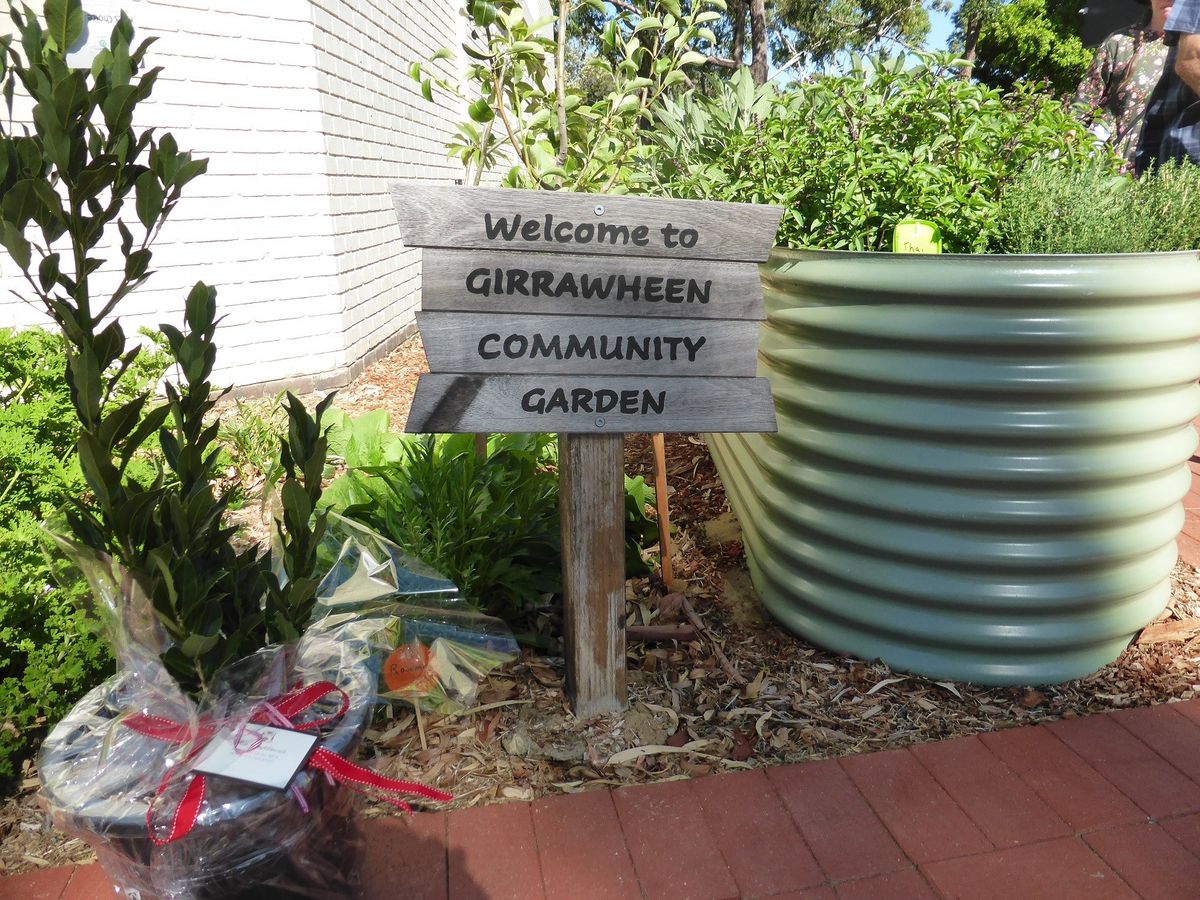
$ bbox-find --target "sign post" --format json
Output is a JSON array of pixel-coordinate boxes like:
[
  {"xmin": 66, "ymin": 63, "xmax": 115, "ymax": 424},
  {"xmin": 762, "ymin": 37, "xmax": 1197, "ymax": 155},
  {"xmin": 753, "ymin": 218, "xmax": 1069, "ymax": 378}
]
[{"xmin": 391, "ymin": 185, "xmax": 781, "ymax": 716}]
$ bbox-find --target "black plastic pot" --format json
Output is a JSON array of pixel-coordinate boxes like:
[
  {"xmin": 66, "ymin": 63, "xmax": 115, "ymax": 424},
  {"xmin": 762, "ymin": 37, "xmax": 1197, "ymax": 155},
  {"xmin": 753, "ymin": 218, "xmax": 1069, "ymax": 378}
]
[{"xmin": 40, "ymin": 657, "xmax": 377, "ymax": 900}]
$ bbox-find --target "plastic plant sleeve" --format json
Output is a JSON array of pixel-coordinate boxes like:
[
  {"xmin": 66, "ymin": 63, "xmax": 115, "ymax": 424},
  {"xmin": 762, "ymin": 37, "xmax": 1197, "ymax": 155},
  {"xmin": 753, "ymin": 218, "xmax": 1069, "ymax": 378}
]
[
  {"xmin": 37, "ymin": 525, "xmax": 396, "ymax": 900},
  {"xmin": 311, "ymin": 514, "xmax": 519, "ymax": 714}
]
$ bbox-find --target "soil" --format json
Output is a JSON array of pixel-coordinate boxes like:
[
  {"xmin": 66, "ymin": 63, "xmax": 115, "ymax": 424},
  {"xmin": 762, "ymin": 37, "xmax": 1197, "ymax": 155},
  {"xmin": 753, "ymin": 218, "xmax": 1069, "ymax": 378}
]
[{"xmin": 6, "ymin": 333, "xmax": 1200, "ymax": 875}]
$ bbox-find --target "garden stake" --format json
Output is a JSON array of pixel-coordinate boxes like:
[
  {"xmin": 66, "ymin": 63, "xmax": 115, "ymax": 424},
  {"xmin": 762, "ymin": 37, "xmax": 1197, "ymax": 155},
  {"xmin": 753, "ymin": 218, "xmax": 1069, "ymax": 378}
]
[{"xmin": 652, "ymin": 432, "xmax": 673, "ymax": 586}]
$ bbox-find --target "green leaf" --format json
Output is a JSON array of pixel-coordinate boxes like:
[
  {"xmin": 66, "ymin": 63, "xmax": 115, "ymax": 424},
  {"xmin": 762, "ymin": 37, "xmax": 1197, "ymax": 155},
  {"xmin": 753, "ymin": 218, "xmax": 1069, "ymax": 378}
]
[
  {"xmin": 470, "ymin": 0, "xmax": 498, "ymax": 26},
  {"xmin": 0, "ymin": 221, "xmax": 30, "ymax": 270},
  {"xmin": 422, "ymin": 78, "xmax": 433, "ymax": 103},
  {"xmin": 134, "ymin": 170, "xmax": 164, "ymax": 230},
  {"xmin": 468, "ymin": 98, "xmax": 495, "ymax": 123},
  {"xmin": 44, "ymin": 0, "xmax": 84, "ymax": 54},
  {"xmin": 2, "ymin": 179, "xmax": 58, "ymax": 230},
  {"xmin": 180, "ymin": 632, "xmax": 219, "ymax": 659},
  {"xmin": 38, "ymin": 251, "xmax": 60, "ymax": 290}
]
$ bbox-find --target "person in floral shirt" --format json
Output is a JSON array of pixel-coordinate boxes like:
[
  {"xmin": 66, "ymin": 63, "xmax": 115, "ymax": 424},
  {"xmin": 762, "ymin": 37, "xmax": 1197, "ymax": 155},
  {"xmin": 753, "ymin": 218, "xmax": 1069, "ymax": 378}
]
[{"xmin": 1075, "ymin": 0, "xmax": 1174, "ymax": 166}]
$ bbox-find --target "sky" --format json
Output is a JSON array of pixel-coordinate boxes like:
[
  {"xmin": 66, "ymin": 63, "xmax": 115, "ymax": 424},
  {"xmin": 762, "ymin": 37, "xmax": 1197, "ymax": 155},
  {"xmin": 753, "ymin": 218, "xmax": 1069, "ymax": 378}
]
[{"xmin": 926, "ymin": 4, "xmax": 957, "ymax": 51}]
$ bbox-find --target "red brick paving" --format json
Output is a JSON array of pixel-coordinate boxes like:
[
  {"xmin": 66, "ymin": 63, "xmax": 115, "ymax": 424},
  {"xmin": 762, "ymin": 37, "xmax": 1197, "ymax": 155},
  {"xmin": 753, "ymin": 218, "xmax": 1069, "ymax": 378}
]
[
  {"xmin": 766, "ymin": 757, "xmax": 908, "ymax": 882},
  {"xmin": 15, "ymin": 699, "xmax": 1200, "ymax": 899},
  {"xmin": 692, "ymin": 769, "xmax": 824, "ymax": 897},
  {"xmin": 1084, "ymin": 822, "xmax": 1200, "ymax": 900},
  {"xmin": 446, "ymin": 799, "xmax": 544, "ymax": 899},
  {"xmin": 361, "ymin": 809, "xmax": 448, "ymax": 899},
  {"xmin": 1047, "ymin": 714, "xmax": 1200, "ymax": 818},
  {"xmin": 531, "ymin": 790, "xmax": 641, "ymax": 900},
  {"xmin": 978, "ymin": 723, "xmax": 1144, "ymax": 831},
  {"xmin": 910, "ymin": 735, "xmax": 1071, "ymax": 847},
  {"xmin": 921, "ymin": 837, "xmax": 1134, "ymax": 900},
  {"xmin": 840, "ymin": 748, "xmax": 991, "ymax": 864},
  {"xmin": 612, "ymin": 779, "xmax": 739, "ymax": 900},
  {"xmin": 834, "ymin": 868, "xmax": 939, "ymax": 899}
]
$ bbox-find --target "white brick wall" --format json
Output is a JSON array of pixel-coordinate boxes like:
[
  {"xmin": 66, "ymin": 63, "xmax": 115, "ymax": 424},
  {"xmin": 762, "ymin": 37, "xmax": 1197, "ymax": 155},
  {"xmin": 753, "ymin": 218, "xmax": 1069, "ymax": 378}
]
[
  {"xmin": 310, "ymin": 0, "xmax": 461, "ymax": 369},
  {"xmin": 0, "ymin": 0, "xmax": 466, "ymax": 390}
]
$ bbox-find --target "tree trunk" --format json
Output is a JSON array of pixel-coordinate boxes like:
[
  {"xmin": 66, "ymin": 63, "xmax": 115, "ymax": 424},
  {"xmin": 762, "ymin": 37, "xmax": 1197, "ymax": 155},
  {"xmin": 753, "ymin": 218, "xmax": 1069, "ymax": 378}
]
[
  {"xmin": 749, "ymin": 0, "xmax": 768, "ymax": 85},
  {"xmin": 732, "ymin": 0, "xmax": 746, "ymax": 66},
  {"xmin": 960, "ymin": 17, "xmax": 982, "ymax": 81}
]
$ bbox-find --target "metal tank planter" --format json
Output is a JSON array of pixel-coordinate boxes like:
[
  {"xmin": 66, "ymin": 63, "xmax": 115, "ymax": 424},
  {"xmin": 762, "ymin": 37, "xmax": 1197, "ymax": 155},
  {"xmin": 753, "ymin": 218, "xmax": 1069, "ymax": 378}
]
[{"xmin": 708, "ymin": 248, "xmax": 1200, "ymax": 685}]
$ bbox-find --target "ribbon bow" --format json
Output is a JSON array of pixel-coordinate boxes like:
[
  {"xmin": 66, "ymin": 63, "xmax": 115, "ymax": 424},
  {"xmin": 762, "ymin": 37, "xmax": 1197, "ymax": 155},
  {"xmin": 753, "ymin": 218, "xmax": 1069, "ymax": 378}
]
[{"xmin": 123, "ymin": 681, "xmax": 451, "ymax": 845}]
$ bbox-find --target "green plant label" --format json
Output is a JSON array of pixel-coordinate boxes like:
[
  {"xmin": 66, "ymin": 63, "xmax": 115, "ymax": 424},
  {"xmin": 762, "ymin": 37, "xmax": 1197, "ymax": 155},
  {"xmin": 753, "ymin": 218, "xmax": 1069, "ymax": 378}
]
[{"xmin": 892, "ymin": 219, "xmax": 943, "ymax": 254}]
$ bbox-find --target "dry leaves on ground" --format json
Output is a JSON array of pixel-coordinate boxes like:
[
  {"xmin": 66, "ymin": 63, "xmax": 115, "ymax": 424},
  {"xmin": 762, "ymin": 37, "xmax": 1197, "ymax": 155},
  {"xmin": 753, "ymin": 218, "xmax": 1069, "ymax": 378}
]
[{"xmin": 6, "ymin": 336, "xmax": 1200, "ymax": 874}]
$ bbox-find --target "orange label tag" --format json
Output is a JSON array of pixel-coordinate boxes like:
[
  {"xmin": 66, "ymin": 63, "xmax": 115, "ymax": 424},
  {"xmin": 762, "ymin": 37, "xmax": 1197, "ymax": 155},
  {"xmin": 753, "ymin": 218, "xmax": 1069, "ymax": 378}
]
[{"xmin": 383, "ymin": 643, "xmax": 436, "ymax": 694}]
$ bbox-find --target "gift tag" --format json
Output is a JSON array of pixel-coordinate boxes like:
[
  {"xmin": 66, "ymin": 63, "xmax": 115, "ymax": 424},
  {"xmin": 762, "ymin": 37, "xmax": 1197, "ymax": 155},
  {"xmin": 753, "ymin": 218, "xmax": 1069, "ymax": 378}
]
[{"xmin": 193, "ymin": 724, "xmax": 319, "ymax": 791}]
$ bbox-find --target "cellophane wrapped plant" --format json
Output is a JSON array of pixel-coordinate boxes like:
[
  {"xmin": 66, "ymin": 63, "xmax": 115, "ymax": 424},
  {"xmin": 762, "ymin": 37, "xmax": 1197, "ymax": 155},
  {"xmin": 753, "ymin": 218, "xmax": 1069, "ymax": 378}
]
[{"xmin": 0, "ymin": 4, "xmax": 446, "ymax": 897}]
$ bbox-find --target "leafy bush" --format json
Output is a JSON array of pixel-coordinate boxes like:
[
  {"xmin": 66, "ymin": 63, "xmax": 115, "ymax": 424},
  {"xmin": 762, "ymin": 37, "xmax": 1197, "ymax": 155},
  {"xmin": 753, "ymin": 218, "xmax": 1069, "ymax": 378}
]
[
  {"xmin": 994, "ymin": 160, "xmax": 1200, "ymax": 254},
  {"xmin": 648, "ymin": 53, "xmax": 1107, "ymax": 252},
  {"xmin": 217, "ymin": 393, "xmax": 289, "ymax": 495},
  {"xmin": 0, "ymin": 328, "xmax": 166, "ymax": 782},
  {"xmin": 414, "ymin": 0, "xmax": 724, "ymax": 192},
  {"xmin": 324, "ymin": 433, "xmax": 560, "ymax": 623},
  {"xmin": 320, "ymin": 424, "xmax": 657, "ymax": 641}
]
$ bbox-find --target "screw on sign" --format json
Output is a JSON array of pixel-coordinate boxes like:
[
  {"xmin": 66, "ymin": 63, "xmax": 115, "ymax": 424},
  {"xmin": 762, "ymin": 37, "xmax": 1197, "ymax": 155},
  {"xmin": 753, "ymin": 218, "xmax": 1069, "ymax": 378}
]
[{"xmin": 391, "ymin": 185, "xmax": 782, "ymax": 716}]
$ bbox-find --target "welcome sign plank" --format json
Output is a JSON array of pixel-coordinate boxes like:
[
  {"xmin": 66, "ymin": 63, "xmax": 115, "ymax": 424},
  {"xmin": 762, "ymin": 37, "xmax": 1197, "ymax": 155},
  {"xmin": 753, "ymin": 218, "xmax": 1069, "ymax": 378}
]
[{"xmin": 391, "ymin": 185, "xmax": 782, "ymax": 435}]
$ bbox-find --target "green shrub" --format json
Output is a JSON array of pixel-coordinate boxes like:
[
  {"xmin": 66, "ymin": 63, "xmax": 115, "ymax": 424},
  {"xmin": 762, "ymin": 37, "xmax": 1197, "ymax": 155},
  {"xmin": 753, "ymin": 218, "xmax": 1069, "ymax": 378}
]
[
  {"xmin": 994, "ymin": 160, "xmax": 1200, "ymax": 254},
  {"xmin": 648, "ymin": 53, "xmax": 1107, "ymax": 252},
  {"xmin": 0, "ymin": 327, "xmax": 166, "ymax": 782},
  {"xmin": 321, "ymin": 426, "xmax": 657, "ymax": 642}
]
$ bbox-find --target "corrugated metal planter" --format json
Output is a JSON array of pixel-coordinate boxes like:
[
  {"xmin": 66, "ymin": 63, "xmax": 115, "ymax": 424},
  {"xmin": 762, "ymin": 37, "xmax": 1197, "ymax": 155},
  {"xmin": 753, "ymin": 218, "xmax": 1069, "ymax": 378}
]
[{"xmin": 709, "ymin": 248, "xmax": 1200, "ymax": 685}]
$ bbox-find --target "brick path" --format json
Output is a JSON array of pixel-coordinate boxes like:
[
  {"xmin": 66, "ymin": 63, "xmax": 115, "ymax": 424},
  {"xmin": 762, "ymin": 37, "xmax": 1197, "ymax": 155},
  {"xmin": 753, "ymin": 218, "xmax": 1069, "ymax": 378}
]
[{"xmin": 9, "ymin": 700, "xmax": 1200, "ymax": 898}]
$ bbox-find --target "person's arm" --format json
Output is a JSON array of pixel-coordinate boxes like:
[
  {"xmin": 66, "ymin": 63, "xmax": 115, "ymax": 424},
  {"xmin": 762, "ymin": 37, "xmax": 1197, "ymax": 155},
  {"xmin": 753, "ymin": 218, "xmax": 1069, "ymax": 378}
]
[{"xmin": 1177, "ymin": 33, "xmax": 1200, "ymax": 93}]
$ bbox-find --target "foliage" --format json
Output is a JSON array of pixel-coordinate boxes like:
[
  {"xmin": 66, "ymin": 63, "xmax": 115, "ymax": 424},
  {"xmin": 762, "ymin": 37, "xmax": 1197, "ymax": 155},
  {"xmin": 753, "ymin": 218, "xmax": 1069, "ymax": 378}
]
[
  {"xmin": 775, "ymin": 0, "xmax": 936, "ymax": 67},
  {"xmin": 321, "ymin": 427, "xmax": 658, "ymax": 639},
  {"xmin": 414, "ymin": 0, "xmax": 726, "ymax": 192},
  {"xmin": 0, "ymin": 328, "xmax": 165, "ymax": 781},
  {"xmin": 217, "ymin": 394, "xmax": 288, "ymax": 490},
  {"xmin": 324, "ymin": 406, "xmax": 405, "ymax": 468},
  {"xmin": 648, "ymin": 52, "xmax": 1107, "ymax": 252},
  {"xmin": 993, "ymin": 159, "xmax": 1200, "ymax": 253},
  {"xmin": 322, "ymin": 432, "xmax": 562, "ymax": 627},
  {"xmin": 0, "ymin": 0, "xmax": 333, "ymax": 697},
  {"xmin": 965, "ymin": 0, "xmax": 1091, "ymax": 93}
]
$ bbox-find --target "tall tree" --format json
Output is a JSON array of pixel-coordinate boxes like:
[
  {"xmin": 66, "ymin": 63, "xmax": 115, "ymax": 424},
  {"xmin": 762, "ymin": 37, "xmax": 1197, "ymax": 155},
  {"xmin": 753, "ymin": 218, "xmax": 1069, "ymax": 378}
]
[
  {"xmin": 749, "ymin": 0, "xmax": 769, "ymax": 82},
  {"xmin": 954, "ymin": 0, "xmax": 1091, "ymax": 92},
  {"xmin": 731, "ymin": 0, "xmax": 747, "ymax": 63},
  {"xmin": 774, "ymin": 0, "xmax": 936, "ymax": 66},
  {"xmin": 954, "ymin": 0, "xmax": 1000, "ymax": 80}
]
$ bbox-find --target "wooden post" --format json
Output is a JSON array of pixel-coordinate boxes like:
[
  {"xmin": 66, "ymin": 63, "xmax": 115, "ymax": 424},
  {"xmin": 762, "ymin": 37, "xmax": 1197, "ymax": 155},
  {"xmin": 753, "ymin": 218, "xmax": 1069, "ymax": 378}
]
[{"xmin": 560, "ymin": 432, "xmax": 626, "ymax": 717}]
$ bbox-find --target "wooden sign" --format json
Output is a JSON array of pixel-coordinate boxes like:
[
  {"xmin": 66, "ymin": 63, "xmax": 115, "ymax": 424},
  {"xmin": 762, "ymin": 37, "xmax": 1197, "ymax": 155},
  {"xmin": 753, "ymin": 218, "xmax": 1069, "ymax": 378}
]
[
  {"xmin": 416, "ymin": 312, "xmax": 764, "ymax": 377},
  {"xmin": 393, "ymin": 185, "xmax": 781, "ymax": 435},
  {"xmin": 420, "ymin": 248, "xmax": 765, "ymax": 320},
  {"xmin": 392, "ymin": 185, "xmax": 782, "ymax": 261},
  {"xmin": 407, "ymin": 374, "xmax": 776, "ymax": 433},
  {"xmin": 391, "ymin": 184, "xmax": 782, "ymax": 719}
]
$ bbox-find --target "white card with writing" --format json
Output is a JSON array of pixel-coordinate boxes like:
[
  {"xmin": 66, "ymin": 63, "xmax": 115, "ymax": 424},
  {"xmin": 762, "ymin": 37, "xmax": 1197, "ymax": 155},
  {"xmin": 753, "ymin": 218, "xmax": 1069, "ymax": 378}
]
[{"xmin": 193, "ymin": 724, "xmax": 318, "ymax": 791}]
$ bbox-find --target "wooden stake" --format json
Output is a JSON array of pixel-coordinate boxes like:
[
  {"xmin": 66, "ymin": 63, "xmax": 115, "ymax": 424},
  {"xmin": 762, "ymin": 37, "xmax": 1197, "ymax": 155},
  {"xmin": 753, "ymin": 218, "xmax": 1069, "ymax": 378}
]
[
  {"xmin": 651, "ymin": 432, "xmax": 673, "ymax": 587},
  {"xmin": 474, "ymin": 433, "xmax": 488, "ymax": 457},
  {"xmin": 560, "ymin": 432, "xmax": 626, "ymax": 717}
]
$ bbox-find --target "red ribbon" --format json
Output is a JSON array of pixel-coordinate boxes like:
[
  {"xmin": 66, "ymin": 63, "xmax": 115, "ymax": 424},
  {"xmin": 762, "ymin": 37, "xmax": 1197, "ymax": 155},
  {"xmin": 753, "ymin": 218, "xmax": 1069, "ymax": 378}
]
[{"xmin": 123, "ymin": 680, "xmax": 452, "ymax": 846}]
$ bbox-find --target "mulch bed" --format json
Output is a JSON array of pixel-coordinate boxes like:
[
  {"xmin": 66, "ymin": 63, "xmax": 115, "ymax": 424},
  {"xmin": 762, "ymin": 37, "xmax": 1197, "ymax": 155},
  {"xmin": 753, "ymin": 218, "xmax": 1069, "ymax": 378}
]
[{"xmin": 5, "ymin": 334, "xmax": 1200, "ymax": 874}]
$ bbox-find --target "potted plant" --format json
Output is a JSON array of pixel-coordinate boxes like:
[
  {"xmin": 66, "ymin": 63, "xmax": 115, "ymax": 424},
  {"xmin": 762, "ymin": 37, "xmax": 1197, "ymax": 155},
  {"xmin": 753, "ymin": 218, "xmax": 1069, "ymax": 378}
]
[
  {"xmin": 647, "ymin": 55, "xmax": 1200, "ymax": 685},
  {"xmin": 0, "ymin": 4, "xmax": 446, "ymax": 896}
]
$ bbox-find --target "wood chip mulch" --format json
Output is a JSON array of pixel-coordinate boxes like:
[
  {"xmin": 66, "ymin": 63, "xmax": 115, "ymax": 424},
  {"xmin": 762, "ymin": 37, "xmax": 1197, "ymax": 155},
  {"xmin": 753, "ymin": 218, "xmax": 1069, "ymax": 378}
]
[{"xmin": 6, "ymin": 334, "xmax": 1200, "ymax": 875}]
